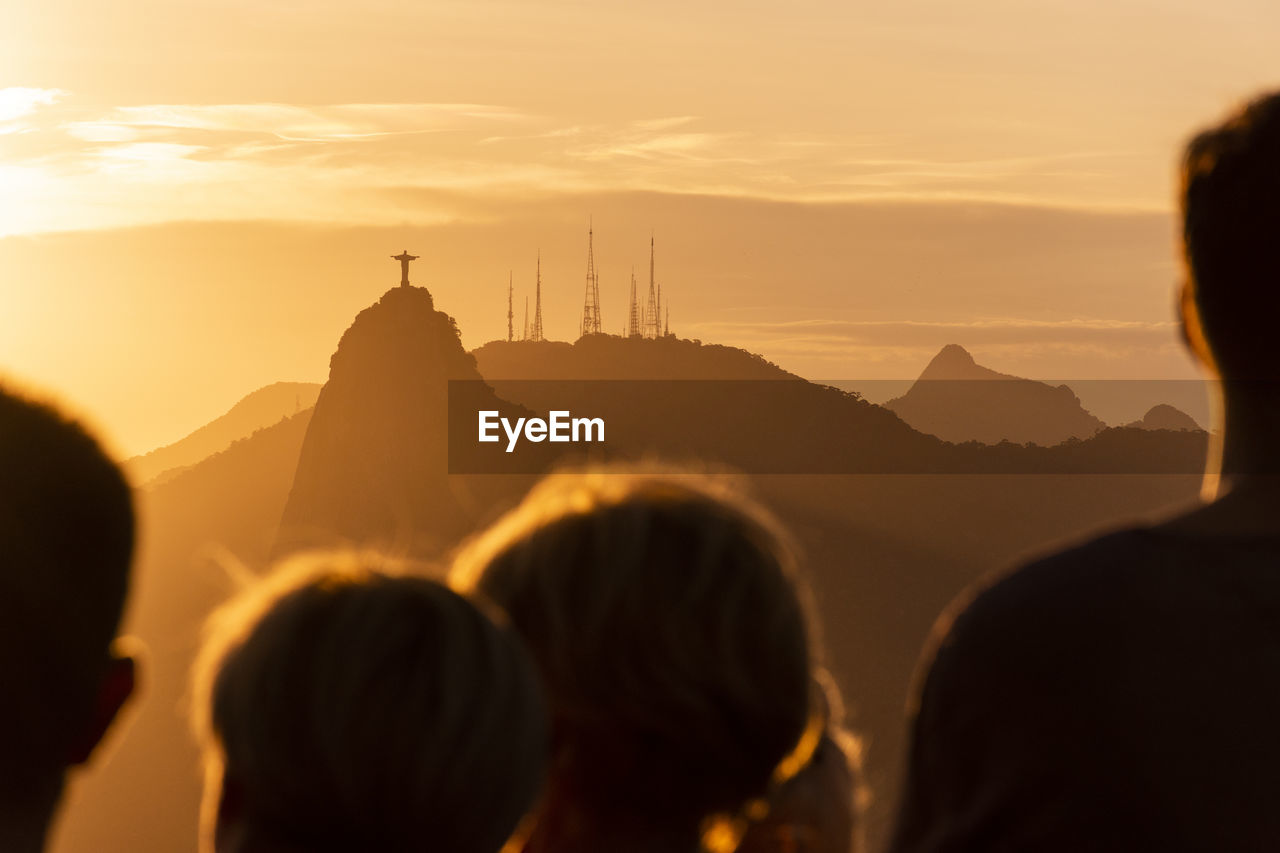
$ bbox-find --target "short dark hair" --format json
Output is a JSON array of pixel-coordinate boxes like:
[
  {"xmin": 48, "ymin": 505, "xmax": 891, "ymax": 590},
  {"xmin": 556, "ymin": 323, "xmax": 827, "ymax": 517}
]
[
  {"xmin": 1182, "ymin": 91, "xmax": 1280, "ymax": 378},
  {"xmin": 0, "ymin": 386, "xmax": 134, "ymax": 800}
]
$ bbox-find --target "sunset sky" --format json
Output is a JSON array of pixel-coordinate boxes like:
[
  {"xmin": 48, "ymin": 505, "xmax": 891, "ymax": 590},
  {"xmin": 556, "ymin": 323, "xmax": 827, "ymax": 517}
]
[{"xmin": 2, "ymin": 0, "xmax": 1277, "ymax": 454}]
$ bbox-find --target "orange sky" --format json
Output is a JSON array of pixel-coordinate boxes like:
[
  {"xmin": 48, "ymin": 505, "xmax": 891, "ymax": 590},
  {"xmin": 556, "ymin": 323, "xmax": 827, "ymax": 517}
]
[{"xmin": 2, "ymin": 0, "xmax": 1277, "ymax": 454}]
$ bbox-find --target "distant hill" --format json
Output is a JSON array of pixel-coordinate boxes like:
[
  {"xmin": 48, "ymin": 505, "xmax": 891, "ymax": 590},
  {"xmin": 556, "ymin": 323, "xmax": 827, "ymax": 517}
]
[
  {"xmin": 126, "ymin": 381, "xmax": 320, "ymax": 486},
  {"xmin": 1124, "ymin": 403, "xmax": 1202, "ymax": 432},
  {"xmin": 469, "ymin": 334, "xmax": 949, "ymax": 474},
  {"xmin": 887, "ymin": 344, "xmax": 1106, "ymax": 446},
  {"xmin": 473, "ymin": 334, "xmax": 796, "ymax": 379},
  {"xmin": 464, "ymin": 336, "xmax": 1208, "ymax": 475}
]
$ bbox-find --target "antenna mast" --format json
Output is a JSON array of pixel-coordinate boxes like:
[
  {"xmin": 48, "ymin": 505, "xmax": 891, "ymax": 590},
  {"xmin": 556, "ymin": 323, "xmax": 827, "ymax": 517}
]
[
  {"xmin": 531, "ymin": 252, "xmax": 545, "ymax": 342},
  {"xmin": 645, "ymin": 234, "xmax": 659, "ymax": 339},
  {"xmin": 627, "ymin": 266, "xmax": 640, "ymax": 337},
  {"xmin": 581, "ymin": 220, "xmax": 602, "ymax": 337},
  {"xmin": 507, "ymin": 272, "xmax": 514, "ymax": 342}
]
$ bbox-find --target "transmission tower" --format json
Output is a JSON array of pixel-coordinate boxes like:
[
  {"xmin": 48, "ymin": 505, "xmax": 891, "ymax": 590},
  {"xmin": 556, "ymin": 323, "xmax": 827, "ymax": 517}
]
[
  {"xmin": 523, "ymin": 296, "xmax": 529, "ymax": 341},
  {"xmin": 531, "ymin": 252, "xmax": 545, "ymax": 342},
  {"xmin": 581, "ymin": 221, "xmax": 602, "ymax": 337},
  {"xmin": 627, "ymin": 266, "xmax": 640, "ymax": 337},
  {"xmin": 507, "ymin": 272, "xmax": 514, "ymax": 342},
  {"xmin": 644, "ymin": 235, "xmax": 659, "ymax": 339}
]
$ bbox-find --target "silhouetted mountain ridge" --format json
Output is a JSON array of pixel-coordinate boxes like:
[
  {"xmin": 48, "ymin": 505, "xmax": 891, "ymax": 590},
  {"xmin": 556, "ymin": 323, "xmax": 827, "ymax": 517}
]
[
  {"xmin": 888, "ymin": 344, "xmax": 1106, "ymax": 446},
  {"xmin": 473, "ymin": 334, "xmax": 796, "ymax": 379},
  {"xmin": 1125, "ymin": 403, "xmax": 1202, "ymax": 432}
]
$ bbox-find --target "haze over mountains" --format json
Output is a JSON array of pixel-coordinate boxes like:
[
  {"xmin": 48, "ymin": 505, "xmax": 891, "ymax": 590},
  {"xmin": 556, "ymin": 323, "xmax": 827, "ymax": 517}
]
[
  {"xmin": 55, "ymin": 278, "xmax": 1210, "ymax": 853},
  {"xmin": 125, "ymin": 382, "xmax": 320, "ymax": 486}
]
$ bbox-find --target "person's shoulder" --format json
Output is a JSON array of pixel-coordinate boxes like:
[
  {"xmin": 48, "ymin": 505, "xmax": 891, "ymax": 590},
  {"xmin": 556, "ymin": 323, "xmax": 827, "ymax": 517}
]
[
  {"xmin": 980, "ymin": 527, "xmax": 1158, "ymax": 612},
  {"xmin": 951, "ymin": 527, "xmax": 1153, "ymax": 632},
  {"xmin": 920, "ymin": 527, "xmax": 1160, "ymax": 694}
]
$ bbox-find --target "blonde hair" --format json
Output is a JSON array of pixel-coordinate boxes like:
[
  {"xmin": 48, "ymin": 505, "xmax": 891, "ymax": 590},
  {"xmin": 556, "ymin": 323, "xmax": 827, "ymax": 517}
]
[
  {"xmin": 451, "ymin": 470, "xmax": 816, "ymax": 850},
  {"xmin": 192, "ymin": 553, "xmax": 547, "ymax": 853}
]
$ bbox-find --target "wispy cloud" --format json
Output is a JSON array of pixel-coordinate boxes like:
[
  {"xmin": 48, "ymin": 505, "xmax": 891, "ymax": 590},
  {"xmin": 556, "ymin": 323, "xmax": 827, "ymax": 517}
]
[
  {"xmin": 0, "ymin": 93, "xmax": 1171, "ymax": 237},
  {"xmin": 0, "ymin": 87, "xmax": 64, "ymax": 122},
  {"xmin": 0, "ymin": 87, "xmax": 66, "ymax": 136}
]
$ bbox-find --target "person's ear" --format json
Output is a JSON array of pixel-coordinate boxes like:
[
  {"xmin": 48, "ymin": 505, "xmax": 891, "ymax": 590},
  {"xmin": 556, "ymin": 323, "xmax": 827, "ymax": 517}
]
[
  {"xmin": 67, "ymin": 653, "xmax": 136, "ymax": 765},
  {"xmin": 1178, "ymin": 280, "xmax": 1215, "ymax": 371}
]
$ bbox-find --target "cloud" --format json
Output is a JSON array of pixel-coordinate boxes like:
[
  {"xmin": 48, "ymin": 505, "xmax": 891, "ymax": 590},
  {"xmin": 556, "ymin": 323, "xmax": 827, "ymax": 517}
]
[
  {"xmin": 0, "ymin": 87, "xmax": 65, "ymax": 122},
  {"xmin": 0, "ymin": 94, "xmax": 1173, "ymax": 237},
  {"xmin": 102, "ymin": 102, "xmax": 529, "ymax": 140},
  {"xmin": 631, "ymin": 116, "xmax": 699, "ymax": 131}
]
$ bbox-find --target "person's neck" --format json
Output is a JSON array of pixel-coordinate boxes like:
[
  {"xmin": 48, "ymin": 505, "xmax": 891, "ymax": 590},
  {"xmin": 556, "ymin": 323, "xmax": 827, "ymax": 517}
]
[
  {"xmin": 1206, "ymin": 392, "xmax": 1280, "ymax": 489},
  {"xmin": 1168, "ymin": 388, "xmax": 1280, "ymax": 537}
]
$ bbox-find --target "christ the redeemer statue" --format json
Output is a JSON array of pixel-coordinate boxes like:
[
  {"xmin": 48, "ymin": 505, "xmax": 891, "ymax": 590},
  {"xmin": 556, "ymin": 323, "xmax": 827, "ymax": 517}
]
[{"xmin": 392, "ymin": 250, "xmax": 419, "ymax": 287}]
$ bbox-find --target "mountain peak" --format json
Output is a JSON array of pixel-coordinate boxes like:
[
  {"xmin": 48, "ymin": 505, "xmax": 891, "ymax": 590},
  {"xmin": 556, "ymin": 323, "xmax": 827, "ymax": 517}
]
[
  {"xmin": 889, "ymin": 345, "xmax": 1105, "ymax": 445},
  {"xmin": 276, "ymin": 282, "xmax": 496, "ymax": 558},
  {"xmin": 1134, "ymin": 404, "xmax": 1202, "ymax": 432},
  {"xmin": 918, "ymin": 344, "xmax": 1001, "ymax": 381},
  {"xmin": 935, "ymin": 343, "xmax": 974, "ymax": 364}
]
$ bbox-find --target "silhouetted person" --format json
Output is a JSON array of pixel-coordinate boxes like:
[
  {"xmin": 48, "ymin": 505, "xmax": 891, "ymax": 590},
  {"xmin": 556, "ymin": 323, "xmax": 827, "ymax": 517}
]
[
  {"xmin": 191, "ymin": 556, "xmax": 548, "ymax": 853},
  {"xmin": 0, "ymin": 387, "xmax": 137, "ymax": 853},
  {"xmin": 450, "ymin": 472, "xmax": 831, "ymax": 853},
  {"xmin": 891, "ymin": 90, "xmax": 1280, "ymax": 852}
]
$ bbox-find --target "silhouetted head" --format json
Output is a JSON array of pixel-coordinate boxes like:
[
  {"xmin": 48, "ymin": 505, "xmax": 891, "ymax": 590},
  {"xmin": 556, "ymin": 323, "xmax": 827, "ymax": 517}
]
[
  {"xmin": 192, "ymin": 556, "xmax": 548, "ymax": 853},
  {"xmin": 0, "ymin": 386, "xmax": 136, "ymax": 850},
  {"xmin": 1181, "ymin": 90, "xmax": 1280, "ymax": 382},
  {"xmin": 451, "ymin": 472, "xmax": 816, "ymax": 853}
]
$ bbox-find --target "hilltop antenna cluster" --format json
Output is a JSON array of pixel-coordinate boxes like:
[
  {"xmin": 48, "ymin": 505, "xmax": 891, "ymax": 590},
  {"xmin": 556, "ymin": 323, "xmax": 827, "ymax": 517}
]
[{"xmin": 499, "ymin": 223, "xmax": 673, "ymax": 343}]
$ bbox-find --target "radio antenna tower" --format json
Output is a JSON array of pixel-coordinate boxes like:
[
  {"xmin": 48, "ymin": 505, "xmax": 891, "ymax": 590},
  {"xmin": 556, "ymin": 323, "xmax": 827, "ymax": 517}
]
[
  {"xmin": 507, "ymin": 272, "xmax": 514, "ymax": 342},
  {"xmin": 644, "ymin": 234, "xmax": 659, "ymax": 339},
  {"xmin": 627, "ymin": 266, "xmax": 640, "ymax": 337},
  {"xmin": 531, "ymin": 252, "xmax": 545, "ymax": 342},
  {"xmin": 581, "ymin": 220, "xmax": 602, "ymax": 337},
  {"xmin": 523, "ymin": 296, "xmax": 529, "ymax": 341},
  {"xmin": 664, "ymin": 301, "xmax": 670, "ymax": 337}
]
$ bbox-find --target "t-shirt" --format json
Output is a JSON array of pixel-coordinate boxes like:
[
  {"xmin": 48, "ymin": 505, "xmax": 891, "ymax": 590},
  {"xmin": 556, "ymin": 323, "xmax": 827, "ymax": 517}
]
[{"xmin": 889, "ymin": 526, "xmax": 1280, "ymax": 852}]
